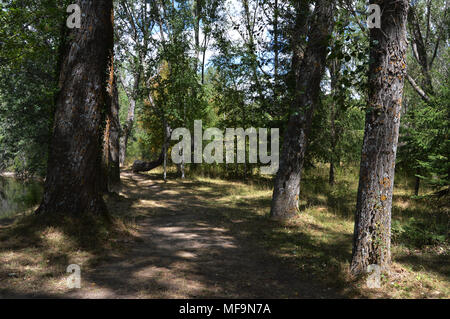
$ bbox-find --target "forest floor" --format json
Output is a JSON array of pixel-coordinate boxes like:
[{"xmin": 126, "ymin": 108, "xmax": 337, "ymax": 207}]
[{"xmin": 0, "ymin": 167, "xmax": 448, "ymax": 299}]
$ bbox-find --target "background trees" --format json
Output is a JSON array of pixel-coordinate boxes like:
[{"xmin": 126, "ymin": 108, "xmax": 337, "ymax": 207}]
[
  {"xmin": 398, "ymin": 0, "xmax": 449, "ymax": 195},
  {"xmin": 0, "ymin": 0, "xmax": 450, "ymax": 298},
  {"xmin": 0, "ymin": 0, "xmax": 447, "ymax": 281},
  {"xmin": 0, "ymin": 0, "xmax": 70, "ymax": 178}
]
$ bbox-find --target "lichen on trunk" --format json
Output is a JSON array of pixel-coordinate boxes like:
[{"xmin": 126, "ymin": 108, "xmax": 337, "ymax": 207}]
[{"xmin": 350, "ymin": 0, "xmax": 409, "ymax": 276}]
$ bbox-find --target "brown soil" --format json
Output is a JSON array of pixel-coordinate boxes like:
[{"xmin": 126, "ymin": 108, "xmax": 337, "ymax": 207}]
[{"xmin": 58, "ymin": 171, "xmax": 343, "ymax": 298}]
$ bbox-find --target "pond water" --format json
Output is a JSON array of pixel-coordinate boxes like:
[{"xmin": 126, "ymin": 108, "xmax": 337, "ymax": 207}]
[{"xmin": 0, "ymin": 176, "xmax": 43, "ymax": 219}]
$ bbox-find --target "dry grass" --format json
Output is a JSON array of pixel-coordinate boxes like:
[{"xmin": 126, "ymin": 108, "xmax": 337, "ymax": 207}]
[
  {"xmin": 0, "ymin": 200, "xmax": 138, "ymax": 297},
  {"xmin": 184, "ymin": 165, "xmax": 449, "ymax": 298},
  {"xmin": 0, "ymin": 165, "xmax": 448, "ymax": 298}
]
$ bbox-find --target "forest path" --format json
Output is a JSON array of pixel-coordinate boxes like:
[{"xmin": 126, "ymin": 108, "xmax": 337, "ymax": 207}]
[{"xmin": 65, "ymin": 171, "xmax": 343, "ymax": 299}]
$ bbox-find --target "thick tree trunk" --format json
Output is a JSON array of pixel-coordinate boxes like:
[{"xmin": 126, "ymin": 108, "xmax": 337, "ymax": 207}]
[
  {"xmin": 272, "ymin": 0, "xmax": 280, "ymax": 116},
  {"xmin": 350, "ymin": 0, "xmax": 409, "ymax": 276},
  {"xmin": 36, "ymin": 0, "xmax": 113, "ymax": 217},
  {"xmin": 270, "ymin": 0, "xmax": 335, "ymax": 219}
]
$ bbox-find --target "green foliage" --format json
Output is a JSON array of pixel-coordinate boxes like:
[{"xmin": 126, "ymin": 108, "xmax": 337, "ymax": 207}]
[
  {"xmin": 397, "ymin": 0, "xmax": 449, "ymax": 191},
  {"xmin": 135, "ymin": 1, "xmax": 210, "ymax": 161},
  {"xmin": 399, "ymin": 70, "xmax": 450, "ymax": 190},
  {"xmin": 392, "ymin": 217, "xmax": 448, "ymax": 248},
  {"xmin": 307, "ymin": 6, "xmax": 367, "ymax": 169},
  {"xmin": 0, "ymin": 1, "xmax": 69, "ymax": 176}
]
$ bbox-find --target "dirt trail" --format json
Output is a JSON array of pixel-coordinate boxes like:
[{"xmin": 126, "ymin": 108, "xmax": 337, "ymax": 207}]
[
  {"xmin": 64, "ymin": 172, "xmax": 342, "ymax": 299},
  {"xmin": 2, "ymin": 171, "xmax": 341, "ymax": 299}
]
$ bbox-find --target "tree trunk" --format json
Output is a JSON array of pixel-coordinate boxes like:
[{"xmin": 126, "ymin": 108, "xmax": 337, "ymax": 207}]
[
  {"xmin": 119, "ymin": 71, "xmax": 139, "ymax": 166},
  {"xmin": 329, "ymin": 59, "xmax": 340, "ymax": 186},
  {"xmin": 407, "ymin": 5, "xmax": 434, "ymax": 95},
  {"xmin": 414, "ymin": 174, "xmax": 420, "ymax": 196},
  {"xmin": 329, "ymin": 160, "xmax": 335, "ymax": 186},
  {"xmin": 176, "ymin": 149, "xmax": 186, "ymax": 179},
  {"xmin": 131, "ymin": 121, "xmax": 171, "ymax": 174},
  {"xmin": 270, "ymin": 0, "xmax": 335, "ymax": 219},
  {"xmin": 132, "ymin": 153, "xmax": 164, "ymax": 173},
  {"xmin": 36, "ymin": 0, "xmax": 113, "ymax": 217},
  {"xmin": 350, "ymin": 0, "xmax": 409, "ymax": 276},
  {"xmin": 163, "ymin": 118, "xmax": 170, "ymax": 182},
  {"xmin": 201, "ymin": 38, "xmax": 208, "ymax": 85},
  {"xmin": 102, "ymin": 56, "xmax": 121, "ymax": 193}
]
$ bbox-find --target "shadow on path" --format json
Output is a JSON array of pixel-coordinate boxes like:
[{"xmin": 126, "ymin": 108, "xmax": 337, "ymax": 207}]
[{"xmin": 62, "ymin": 171, "xmax": 344, "ymax": 299}]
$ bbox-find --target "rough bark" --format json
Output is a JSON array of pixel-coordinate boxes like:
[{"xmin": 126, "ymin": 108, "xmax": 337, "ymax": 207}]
[
  {"xmin": 270, "ymin": 0, "xmax": 335, "ymax": 219},
  {"xmin": 102, "ymin": 58, "xmax": 121, "ymax": 193},
  {"xmin": 350, "ymin": 0, "xmax": 409, "ymax": 276},
  {"xmin": 36, "ymin": 0, "xmax": 113, "ymax": 217}
]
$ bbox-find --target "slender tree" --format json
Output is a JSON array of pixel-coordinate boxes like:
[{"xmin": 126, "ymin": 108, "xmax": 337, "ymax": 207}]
[
  {"xmin": 36, "ymin": 0, "xmax": 114, "ymax": 217},
  {"xmin": 116, "ymin": 0, "xmax": 154, "ymax": 166},
  {"xmin": 119, "ymin": 70, "xmax": 139, "ymax": 166},
  {"xmin": 350, "ymin": 0, "xmax": 409, "ymax": 275},
  {"xmin": 102, "ymin": 58, "xmax": 121, "ymax": 192},
  {"xmin": 270, "ymin": 0, "xmax": 335, "ymax": 219}
]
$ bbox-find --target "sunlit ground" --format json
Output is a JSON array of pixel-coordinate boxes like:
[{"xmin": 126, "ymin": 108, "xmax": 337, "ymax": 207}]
[{"xmin": 0, "ymin": 165, "xmax": 448, "ymax": 298}]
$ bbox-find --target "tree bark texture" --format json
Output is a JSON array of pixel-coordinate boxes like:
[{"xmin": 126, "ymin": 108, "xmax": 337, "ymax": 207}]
[
  {"xmin": 36, "ymin": 0, "xmax": 114, "ymax": 217},
  {"xmin": 270, "ymin": 0, "xmax": 335, "ymax": 219},
  {"xmin": 350, "ymin": 0, "xmax": 409, "ymax": 276},
  {"xmin": 102, "ymin": 54, "xmax": 121, "ymax": 192}
]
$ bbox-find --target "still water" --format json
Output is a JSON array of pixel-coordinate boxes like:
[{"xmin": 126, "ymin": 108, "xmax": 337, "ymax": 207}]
[{"xmin": 0, "ymin": 176, "xmax": 43, "ymax": 219}]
